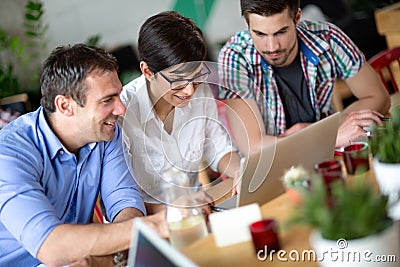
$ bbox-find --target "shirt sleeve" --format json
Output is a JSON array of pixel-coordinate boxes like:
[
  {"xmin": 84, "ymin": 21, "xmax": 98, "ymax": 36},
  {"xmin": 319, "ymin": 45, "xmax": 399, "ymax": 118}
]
[
  {"xmin": 0, "ymin": 136, "xmax": 62, "ymax": 258},
  {"xmin": 202, "ymin": 89, "xmax": 238, "ymax": 171},
  {"xmin": 218, "ymin": 33, "xmax": 258, "ymax": 100},
  {"xmin": 327, "ymin": 22, "xmax": 365, "ymax": 80},
  {"xmin": 100, "ymin": 124, "xmax": 146, "ymax": 221}
]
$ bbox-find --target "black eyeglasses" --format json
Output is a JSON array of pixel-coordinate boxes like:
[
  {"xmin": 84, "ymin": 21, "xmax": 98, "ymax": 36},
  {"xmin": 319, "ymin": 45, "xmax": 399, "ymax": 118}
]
[{"xmin": 158, "ymin": 64, "xmax": 210, "ymax": 91}]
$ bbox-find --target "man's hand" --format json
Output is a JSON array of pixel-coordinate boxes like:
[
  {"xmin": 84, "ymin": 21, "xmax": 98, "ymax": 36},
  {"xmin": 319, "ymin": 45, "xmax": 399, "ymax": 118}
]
[
  {"xmin": 141, "ymin": 210, "xmax": 169, "ymax": 238},
  {"xmin": 336, "ymin": 109, "xmax": 383, "ymax": 148}
]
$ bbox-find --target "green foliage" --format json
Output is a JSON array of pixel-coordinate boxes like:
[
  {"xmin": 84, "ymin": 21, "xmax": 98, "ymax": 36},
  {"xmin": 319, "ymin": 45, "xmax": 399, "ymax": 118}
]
[
  {"xmin": 0, "ymin": 28, "xmax": 24, "ymax": 98},
  {"xmin": 0, "ymin": 0, "xmax": 47, "ymax": 99},
  {"xmin": 119, "ymin": 70, "xmax": 141, "ymax": 86},
  {"xmin": 290, "ymin": 176, "xmax": 392, "ymax": 240},
  {"xmin": 85, "ymin": 34, "xmax": 102, "ymax": 47},
  {"xmin": 369, "ymin": 107, "xmax": 400, "ymax": 163},
  {"xmin": 24, "ymin": 1, "xmax": 48, "ymax": 58}
]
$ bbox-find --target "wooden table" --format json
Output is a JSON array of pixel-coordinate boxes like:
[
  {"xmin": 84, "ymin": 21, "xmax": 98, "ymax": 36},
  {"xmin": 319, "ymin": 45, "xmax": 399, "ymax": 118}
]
[
  {"xmin": 183, "ymin": 94, "xmax": 400, "ymax": 266},
  {"xmin": 183, "ymin": 164, "xmax": 378, "ymax": 267}
]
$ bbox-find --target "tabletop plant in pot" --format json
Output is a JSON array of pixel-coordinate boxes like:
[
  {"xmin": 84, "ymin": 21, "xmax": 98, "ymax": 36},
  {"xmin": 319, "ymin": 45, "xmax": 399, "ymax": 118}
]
[
  {"xmin": 281, "ymin": 165, "xmax": 310, "ymax": 205},
  {"xmin": 368, "ymin": 106, "xmax": 400, "ymax": 219},
  {"xmin": 290, "ymin": 176, "xmax": 399, "ymax": 267}
]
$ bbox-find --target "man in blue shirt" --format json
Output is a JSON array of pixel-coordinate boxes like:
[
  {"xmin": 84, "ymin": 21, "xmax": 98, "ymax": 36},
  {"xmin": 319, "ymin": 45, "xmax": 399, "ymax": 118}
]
[{"xmin": 0, "ymin": 44, "xmax": 167, "ymax": 267}]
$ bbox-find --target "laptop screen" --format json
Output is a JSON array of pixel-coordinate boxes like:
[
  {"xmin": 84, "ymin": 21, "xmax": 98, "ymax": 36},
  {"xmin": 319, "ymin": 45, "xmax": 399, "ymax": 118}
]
[
  {"xmin": 128, "ymin": 219, "xmax": 198, "ymax": 267},
  {"xmin": 132, "ymin": 230, "xmax": 178, "ymax": 267}
]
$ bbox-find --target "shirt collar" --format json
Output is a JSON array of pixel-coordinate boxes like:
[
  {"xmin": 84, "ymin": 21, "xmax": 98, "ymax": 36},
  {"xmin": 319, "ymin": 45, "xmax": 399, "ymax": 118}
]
[
  {"xmin": 38, "ymin": 107, "xmax": 64, "ymax": 159},
  {"xmin": 260, "ymin": 23, "xmax": 331, "ymax": 70},
  {"xmin": 38, "ymin": 107, "xmax": 96, "ymax": 159},
  {"xmin": 135, "ymin": 75, "xmax": 157, "ymax": 125},
  {"xmin": 135, "ymin": 75, "xmax": 193, "ymax": 125},
  {"xmin": 296, "ymin": 22, "xmax": 330, "ymax": 65}
]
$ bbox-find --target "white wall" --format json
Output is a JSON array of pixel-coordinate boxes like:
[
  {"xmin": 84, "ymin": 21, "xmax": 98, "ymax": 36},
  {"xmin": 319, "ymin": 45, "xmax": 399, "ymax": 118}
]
[
  {"xmin": 42, "ymin": 0, "xmax": 174, "ymax": 49},
  {"xmin": 0, "ymin": 0, "xmax": 246, "ymax": 60}
]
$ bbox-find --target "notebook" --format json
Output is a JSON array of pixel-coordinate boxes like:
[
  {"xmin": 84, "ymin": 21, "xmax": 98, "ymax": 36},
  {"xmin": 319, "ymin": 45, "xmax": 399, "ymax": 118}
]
[
  {"xmin": 216, "ymin": 112, "xmax": 341, "ymax": 209},
  {"xmin": 128, "ymin": 218, "xmax": 198, "ymax": 267}
]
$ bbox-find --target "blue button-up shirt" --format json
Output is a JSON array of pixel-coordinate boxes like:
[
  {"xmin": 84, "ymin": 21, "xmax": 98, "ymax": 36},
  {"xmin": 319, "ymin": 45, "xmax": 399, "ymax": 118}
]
[{"xmin": 0, "ymin": 107, "xmax": 145, "ymax": 266}]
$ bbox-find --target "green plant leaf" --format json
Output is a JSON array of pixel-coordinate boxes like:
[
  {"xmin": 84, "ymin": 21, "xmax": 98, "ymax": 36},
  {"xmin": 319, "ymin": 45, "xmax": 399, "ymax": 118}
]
[
  {"xmin": 289, "ymin": 175, "xmax": 392, "ymax": 240},
  {"xmin": 0, "ymin": 0, "xmax": 47, "ymax": 101},
  {"xmin": 369, "ymin": 107, "xmax": 400, "ymax": 163}
]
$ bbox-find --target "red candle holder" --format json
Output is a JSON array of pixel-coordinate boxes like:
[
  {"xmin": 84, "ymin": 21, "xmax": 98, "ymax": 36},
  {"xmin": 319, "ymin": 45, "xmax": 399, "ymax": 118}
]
[
  {"xmin": 249, "ymin": 219, "xmax": 281, "ymax": 256},
  {"xmin": 314, "ymin": 159, "xmax": 344, "ymax": 187},
  {"xmin": 342, "ymin": 142, "xmax": 370, "ymax": 175}
]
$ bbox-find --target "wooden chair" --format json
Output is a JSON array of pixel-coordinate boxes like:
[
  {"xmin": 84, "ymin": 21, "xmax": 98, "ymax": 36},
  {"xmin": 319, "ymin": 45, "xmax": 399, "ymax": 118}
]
[
  {"xmin": 368, "ymin": 46, "xmax": 400, "ymax": 94},
  {"xmin": 0, "ymin": 93, "xmax": 30, "ymax": 114},
  {"xmin": 94, "ymin": 203, "xmax": 104, "ymax": 224},
  {"xmin": 0, "ymin": 93, "xmax": 30, "ymax": 129}
]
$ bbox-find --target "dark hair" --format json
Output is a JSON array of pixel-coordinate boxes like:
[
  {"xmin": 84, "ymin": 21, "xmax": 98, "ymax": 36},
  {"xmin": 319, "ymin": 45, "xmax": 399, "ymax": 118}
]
[
  {"xmin": 240, "ymin": 0, "xmax": 300, "ymax": 23},
  {"xmin": 40, "ymin": 44, "xmax": 118, "ymax": 113},
  {"xmin": 138, "ymin": 11, "xmax": 206, "ymax": 73}
]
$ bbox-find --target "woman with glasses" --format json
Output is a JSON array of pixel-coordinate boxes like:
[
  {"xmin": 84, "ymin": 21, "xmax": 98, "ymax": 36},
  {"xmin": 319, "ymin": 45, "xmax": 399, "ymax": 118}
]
[{"xmin": 120, "ymin": 11, "xmax": 241, "ymax": 214}]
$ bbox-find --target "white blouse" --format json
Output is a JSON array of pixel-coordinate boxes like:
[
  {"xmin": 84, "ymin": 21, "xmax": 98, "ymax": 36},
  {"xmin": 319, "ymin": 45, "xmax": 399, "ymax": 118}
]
[{"xmin": 120, "ymin": 75, "xmax": 237, "ymax": 203}]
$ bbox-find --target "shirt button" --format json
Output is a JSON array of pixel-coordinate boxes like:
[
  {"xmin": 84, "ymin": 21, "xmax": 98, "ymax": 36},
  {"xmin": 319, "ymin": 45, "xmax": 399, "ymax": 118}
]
[{"xmin": 60, "ymin": 150, "xmax": 64, "ymax": 155}]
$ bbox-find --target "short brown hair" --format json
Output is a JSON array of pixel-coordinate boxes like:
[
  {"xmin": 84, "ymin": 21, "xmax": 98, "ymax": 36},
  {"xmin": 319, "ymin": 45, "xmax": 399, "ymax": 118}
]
[
  {"xmin": 240, "ymin": 0, "xmax": 300, "ymax": 24},
  {"xmin": 40, "ymin": 44, "xmax": 118, "ymax": 113}
]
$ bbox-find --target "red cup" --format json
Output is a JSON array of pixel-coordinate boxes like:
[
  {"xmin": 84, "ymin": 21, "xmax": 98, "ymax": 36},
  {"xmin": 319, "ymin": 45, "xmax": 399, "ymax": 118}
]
[
  {"xmin": 314, "ymin": 160, "xmax": 343, "ymax": 187},
  {"xmin": 249, "ymin": 219, "xmax": 280, "ymax": 255},
  {"xmin": 342, "ymin": 142, "xmax": 370, "ymax": 175}
]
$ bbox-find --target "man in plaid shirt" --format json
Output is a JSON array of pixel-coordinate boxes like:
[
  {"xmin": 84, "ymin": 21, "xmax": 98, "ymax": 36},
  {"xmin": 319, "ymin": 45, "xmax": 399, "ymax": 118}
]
[{"xmin": 218, "ymin": 0, "xmax": 390, "ymax": 155}]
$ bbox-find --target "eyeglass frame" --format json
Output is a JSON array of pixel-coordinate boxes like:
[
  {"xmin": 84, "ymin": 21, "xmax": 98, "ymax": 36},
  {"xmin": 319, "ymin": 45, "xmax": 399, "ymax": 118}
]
[{"xmin": 157, "ymin": 63, "xmax": 211, "ymax": 91}]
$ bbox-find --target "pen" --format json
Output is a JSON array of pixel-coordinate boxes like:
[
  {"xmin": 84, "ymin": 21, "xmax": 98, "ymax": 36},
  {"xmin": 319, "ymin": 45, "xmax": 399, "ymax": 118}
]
[
  {"xmin": 211, "ymin": 206, "xmax": 227, "ymax": 212},
  {"xmin": 380, "ymin": 117, "xmax": 392, "ymax": 122}
]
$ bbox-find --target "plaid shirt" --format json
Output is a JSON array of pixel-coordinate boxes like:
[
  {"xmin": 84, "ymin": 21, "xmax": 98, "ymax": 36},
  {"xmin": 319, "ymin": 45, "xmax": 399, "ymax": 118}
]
[{"xmin": 218, "ymin": 20, "xmax": 365, "ymax": 135}]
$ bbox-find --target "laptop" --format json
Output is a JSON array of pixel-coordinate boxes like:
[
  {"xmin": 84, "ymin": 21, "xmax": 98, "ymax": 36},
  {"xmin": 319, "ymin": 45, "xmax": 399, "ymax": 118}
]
[
  {"xmin": 128, "ymin": 218, "xmax": 198, "ymax": 267},
  {"xmin": 216, "ymin": 112, "xmax": 341, "ymax": 209}
]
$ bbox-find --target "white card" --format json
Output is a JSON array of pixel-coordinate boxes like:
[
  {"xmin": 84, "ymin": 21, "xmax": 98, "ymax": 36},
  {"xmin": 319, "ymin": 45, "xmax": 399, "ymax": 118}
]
[{"xmin": 209, "ymin": 203, "xmax": 262, "ymax": 247}]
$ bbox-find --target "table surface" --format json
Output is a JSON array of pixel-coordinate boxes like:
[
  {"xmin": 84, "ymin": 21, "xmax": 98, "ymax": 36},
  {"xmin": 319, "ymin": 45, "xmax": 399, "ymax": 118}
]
[
  {"xmin": 184, "ymin": 153, "xmax": 380, "ymax": 267},
  {"xmin": 182, "ymin": 93, "xmax": 399, "ymax": 266}
]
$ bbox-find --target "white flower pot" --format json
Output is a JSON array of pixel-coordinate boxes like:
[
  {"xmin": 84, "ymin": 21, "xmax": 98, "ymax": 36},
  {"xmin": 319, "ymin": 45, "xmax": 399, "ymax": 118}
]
[
  {"xmin": 309, "ymin": 222, "xmax": 399, "ymax": 267},
  {"xmin": 372, "ymin": 158, "xmax": 400, "ymax": 220}
]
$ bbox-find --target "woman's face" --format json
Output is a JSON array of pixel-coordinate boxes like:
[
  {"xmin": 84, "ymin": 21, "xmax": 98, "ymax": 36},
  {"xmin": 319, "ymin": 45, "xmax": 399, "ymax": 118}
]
[{"xmin": 150, "ymin": 63, "xmax": 210, "ymax": 108}]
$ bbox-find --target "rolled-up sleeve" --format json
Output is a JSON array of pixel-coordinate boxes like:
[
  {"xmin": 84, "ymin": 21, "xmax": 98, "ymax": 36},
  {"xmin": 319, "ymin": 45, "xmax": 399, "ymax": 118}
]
[
  {"xmin": 0, "ymin": 139, "xmax": 62, "ymax": 258},
  {"xmin": 100, "ymin": 125, "xmax": 146, "ymax": 221}
]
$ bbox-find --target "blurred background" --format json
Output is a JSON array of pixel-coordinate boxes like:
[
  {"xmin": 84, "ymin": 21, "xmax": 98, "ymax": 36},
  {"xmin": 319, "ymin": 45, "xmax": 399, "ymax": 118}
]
[{"xmin": 0, "ymin": 0, "xmax": 398, "ymax": 110}]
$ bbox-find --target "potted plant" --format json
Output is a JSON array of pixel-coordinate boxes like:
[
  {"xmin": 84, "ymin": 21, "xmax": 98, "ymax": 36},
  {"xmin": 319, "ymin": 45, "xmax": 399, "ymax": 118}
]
[
  {"xmin": 0, "ymin": 0, "xmax": 47, "ymax": 107},
  {"xmin": 290, "ymin": 176, "xmax": 399, "ymax": 267},
  {"xmin": 368, "ymin": 107, "xmax": 400, "ymax": 219},
  {"xmin": 281, "ymin": 165, "xmax": 310, "ymax": 205}
]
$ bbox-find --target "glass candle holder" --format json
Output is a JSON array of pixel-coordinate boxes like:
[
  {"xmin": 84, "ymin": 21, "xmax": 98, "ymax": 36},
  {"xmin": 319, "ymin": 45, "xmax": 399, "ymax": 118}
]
[
  {"xmin": 342, "ymin": 142, "xmax": 370, "ymax": 175},
  {"xmin": 249, "ymin": 219, "xmax": 281, "ymax": 256}
]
